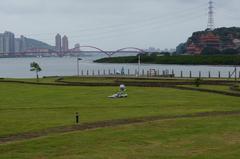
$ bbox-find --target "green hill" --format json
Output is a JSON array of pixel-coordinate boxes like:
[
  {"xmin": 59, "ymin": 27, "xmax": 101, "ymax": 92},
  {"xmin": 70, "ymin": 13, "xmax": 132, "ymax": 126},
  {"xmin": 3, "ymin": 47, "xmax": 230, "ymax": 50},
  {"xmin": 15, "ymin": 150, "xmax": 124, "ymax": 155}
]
[
  {"xmin": 176, "ymin": 27, "xmax": 240, "ymax": 54},
  {"xmin": 15, "ymin": 37, "xmax": 54, "ymax": 50}
]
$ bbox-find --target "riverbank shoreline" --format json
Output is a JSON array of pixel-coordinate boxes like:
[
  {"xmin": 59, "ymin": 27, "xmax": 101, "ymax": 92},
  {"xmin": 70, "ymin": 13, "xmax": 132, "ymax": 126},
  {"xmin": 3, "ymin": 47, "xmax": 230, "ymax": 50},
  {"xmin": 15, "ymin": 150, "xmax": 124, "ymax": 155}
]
[{"xmin": 95, "ymin": 55, "xmax": 240, "ymax": 66}]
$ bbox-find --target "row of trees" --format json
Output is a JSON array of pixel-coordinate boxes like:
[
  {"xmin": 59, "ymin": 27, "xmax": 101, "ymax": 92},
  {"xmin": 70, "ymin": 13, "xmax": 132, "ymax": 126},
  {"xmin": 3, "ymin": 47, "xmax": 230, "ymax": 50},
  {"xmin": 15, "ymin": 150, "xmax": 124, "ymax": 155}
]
[
  {"xmin": 201, "ymin": 47, "xmax": 240, "ymax": 55},
  {"xmin": 95, "ymin": 54, "xmax": 240, "ymax": 65}
]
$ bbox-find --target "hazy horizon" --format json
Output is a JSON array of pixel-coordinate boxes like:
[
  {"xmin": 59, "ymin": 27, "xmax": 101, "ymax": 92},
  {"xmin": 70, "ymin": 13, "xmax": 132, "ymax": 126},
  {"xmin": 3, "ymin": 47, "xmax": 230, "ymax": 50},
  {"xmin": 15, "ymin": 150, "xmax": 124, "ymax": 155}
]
[{"xmin": 0, "ymin": 0, "xmax": 239, "ymax": 50}]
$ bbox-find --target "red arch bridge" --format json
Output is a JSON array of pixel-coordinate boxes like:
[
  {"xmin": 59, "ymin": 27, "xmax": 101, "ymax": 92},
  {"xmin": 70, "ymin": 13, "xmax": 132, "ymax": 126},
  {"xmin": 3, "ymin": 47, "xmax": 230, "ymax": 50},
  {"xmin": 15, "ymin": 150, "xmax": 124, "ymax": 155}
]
[{"xmin": 6, "ymin": 46, "xmax": 146, "ymax": 57}]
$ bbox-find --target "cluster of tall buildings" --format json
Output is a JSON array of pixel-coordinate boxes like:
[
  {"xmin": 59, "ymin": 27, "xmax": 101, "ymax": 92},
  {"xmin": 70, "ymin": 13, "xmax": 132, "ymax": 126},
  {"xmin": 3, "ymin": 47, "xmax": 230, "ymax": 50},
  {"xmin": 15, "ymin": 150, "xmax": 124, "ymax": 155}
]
[
  {"xmin": 0, "ymin": 31, "xmax": 74, "ymax": 55},
  {"xmin": 0, "ymin": 31, "xmax": 75, "ymax": 56},
  {"xmin": 55, "ymin": 34, "xmax": 69, "ymax": 52},
  {"xmin": 0, "ymin": 31, "xmax": 27, "ymax": 54}
]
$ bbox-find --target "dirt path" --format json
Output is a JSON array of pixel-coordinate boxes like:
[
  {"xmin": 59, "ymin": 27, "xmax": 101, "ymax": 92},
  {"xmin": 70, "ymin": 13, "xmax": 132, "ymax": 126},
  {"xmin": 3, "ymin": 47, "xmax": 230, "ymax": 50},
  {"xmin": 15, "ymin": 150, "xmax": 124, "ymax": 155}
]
[{"xmin": 1, "ymin": 110, "xmax": 240, "ymax": 145}]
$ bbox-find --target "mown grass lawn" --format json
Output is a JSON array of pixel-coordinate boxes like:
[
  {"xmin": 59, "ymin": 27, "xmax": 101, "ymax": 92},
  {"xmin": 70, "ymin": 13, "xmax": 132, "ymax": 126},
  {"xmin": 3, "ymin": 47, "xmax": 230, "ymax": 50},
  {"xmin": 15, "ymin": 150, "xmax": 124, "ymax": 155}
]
[
  {"xmin": 181, "ymin": 84, "xmax": 240, "ymax": 94},
  {"xmin": 0, "ymin": 82, "xmax": 240, "ymax": 137},
  {"xmin": 181, "ymin": 84, "xmax": 232, "ymax": 92},
  {"xmin": 0, "ymin": 77, "xmax": 59, "ymax": 83},
  {"xmin": 1, "ymin": 115, "xmax": 240, "ymax": 159},
  {"xmin": 61, "ymin": 76, "xmax": 194, "ymax": 83},
  {"xmin": 1, "ymin": 81, "xmax": 240, "ymax": 158}
]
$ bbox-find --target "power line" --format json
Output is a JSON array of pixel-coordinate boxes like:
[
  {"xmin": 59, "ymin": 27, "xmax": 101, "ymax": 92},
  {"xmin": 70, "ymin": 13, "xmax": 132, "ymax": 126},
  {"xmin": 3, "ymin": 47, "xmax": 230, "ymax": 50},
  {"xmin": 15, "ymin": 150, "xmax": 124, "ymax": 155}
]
[
  {"xmin": 64, "ymin": 7, "xmax": 207, "ymax": 41},
  {"xmin": 28, "ymin": 4, "xmax": 207, "ymax": 42},
  {"xmin": 77, "ymin": 13, "xmax": 206, "ymax": 42},
  {"xmin": 21, "ymin": 2, "xmax": 207, "ymax": 38}
]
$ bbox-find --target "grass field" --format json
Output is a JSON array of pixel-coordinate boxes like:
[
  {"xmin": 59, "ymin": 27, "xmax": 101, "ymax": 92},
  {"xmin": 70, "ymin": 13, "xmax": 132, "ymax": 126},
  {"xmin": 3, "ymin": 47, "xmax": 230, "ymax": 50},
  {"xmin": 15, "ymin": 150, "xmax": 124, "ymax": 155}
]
[
  {"xmin": 1, "ymin": 115, "xmax": 240, "ymax": 159},
  {"xmin": 181, "ymin": 84, "xmax": 240, "ymax": 94},
  {"xmin": 59, "ymin": 76, "xmax": 240, "ymax": 83},
  {"xmin": 1, "ymin": 76, "xmax": 239, "ymax": 85},
  {"xmin": 181, "ymin": 84, "xmax": 232, "ymax": 92},
  {"xmin": 0, "ymin": 80, "xmax": 240, "ymax": 158}
]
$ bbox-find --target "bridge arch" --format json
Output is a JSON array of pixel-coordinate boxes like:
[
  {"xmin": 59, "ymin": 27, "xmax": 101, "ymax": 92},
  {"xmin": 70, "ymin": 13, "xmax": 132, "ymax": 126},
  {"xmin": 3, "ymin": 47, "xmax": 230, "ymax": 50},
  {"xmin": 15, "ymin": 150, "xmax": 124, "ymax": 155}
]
[
  {"xmin": 80, "ymin": 45, "xmax": 111, "ymax": 57},
  {"xmin": 110, "ymin": 47, "xmax": 146, "ymax": 56},
  {"xmin": 79, "ymin": 45, "xmax": 146, "ymax": 57}
]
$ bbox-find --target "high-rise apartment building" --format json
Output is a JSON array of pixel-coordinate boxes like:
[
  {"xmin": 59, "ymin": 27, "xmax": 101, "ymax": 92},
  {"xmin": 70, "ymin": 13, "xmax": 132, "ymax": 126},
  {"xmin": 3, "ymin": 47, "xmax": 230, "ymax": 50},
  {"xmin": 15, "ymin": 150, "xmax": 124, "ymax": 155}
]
[
  {"xmin": 62, "ymin": 35, "xmax": 69, "ymax": 52},
  {"xmin": 15, "ymin": 39, "xmax": 21, "ymax": 53},
  {"xmin": 3, "ymin": 31, "xmax": 15, "ymax": 53},
  {"xmin": 74, "ymin": 43, "xmax": 80, "ymax": 51},
  {"xmin": 20, "ymin": 35, "xmax": 27, "ymax": 52},
  {"xmin": 0, "ymin": 34, "xmax": 4, "ymax": 53},
  {"xmin": 55, "ymin": 34, "xmax": 62, "ymax": 52}
]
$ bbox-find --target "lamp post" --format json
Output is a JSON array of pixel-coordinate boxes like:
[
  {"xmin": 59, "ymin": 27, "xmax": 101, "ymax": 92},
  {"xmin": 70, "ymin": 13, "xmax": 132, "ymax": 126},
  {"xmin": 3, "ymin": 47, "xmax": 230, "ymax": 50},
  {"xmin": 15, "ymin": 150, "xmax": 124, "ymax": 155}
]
[
  {"xmin": 138, "ymin": 54, "xmax": 141, "ymax": 77},
  {"xmin": 234, "ymin": 66, "xmax": 237, "ymax": 82},
  {"xmin": 77, "ymin": 45, "xmax": 81, "ymax": 77},
  {"xmin": 77, "ymin": 57, "xmax": 81, "ymax": 77}
]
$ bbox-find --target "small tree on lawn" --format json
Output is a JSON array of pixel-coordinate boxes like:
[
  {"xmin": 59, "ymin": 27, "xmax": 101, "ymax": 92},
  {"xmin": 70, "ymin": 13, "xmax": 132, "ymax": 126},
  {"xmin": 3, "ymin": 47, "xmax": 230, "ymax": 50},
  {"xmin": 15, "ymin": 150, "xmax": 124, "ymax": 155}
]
[{"xmin": 30, "ymin": 62, "xmax": 42, "ymax": 80}]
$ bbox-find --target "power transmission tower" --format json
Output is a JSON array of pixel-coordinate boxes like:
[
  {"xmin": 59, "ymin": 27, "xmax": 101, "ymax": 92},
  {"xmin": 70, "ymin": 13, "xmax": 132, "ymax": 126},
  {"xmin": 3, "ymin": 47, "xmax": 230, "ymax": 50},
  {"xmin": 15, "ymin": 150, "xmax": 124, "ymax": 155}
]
[{"xmin": 207, "ymin": 0, "xmax": 215, "ymax": 31}]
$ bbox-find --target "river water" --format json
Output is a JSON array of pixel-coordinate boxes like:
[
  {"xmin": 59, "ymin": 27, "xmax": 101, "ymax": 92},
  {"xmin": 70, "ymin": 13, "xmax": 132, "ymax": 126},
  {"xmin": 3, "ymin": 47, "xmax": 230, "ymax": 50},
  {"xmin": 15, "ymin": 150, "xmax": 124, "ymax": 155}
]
[{"xmin": 0, "ymin": 54, "xmax": 238, "ymax": 78}]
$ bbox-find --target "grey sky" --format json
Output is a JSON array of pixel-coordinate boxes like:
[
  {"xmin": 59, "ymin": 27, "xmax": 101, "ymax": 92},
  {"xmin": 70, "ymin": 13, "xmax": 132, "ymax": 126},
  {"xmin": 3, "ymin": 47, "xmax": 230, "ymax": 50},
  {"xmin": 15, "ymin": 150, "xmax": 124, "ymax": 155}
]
[{"xmin": 0, "ymin": 0, "xmax": 239, "ymax": 50}]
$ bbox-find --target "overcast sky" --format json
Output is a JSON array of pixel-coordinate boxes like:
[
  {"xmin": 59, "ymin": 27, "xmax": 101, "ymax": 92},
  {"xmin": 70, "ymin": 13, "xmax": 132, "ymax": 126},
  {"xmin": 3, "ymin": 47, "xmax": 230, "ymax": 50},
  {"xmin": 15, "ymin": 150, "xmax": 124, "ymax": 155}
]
[{"xmin": 0, "ymin": 0, "xmax": 239, "ymax": 50}]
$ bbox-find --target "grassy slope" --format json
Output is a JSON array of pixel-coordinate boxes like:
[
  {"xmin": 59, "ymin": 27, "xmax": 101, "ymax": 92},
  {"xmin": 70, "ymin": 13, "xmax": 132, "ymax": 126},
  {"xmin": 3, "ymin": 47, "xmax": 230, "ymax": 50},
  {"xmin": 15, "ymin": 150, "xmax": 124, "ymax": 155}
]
[
  {"xmin": 1, "ymin": 76, "xmax": 239, "ymax": 84},
  {"xmin": 0, "ymin": 83, "xmax": 240, "ymax": 136},
  {"xmin": 61, "ymin": 77, "xmax": 193, "ymax": 84},
  {"xmin": 1, "ymin": 115, "xmax": 240, "ymax": 159},
  {"xmin": 182, "ymin": 85, "xmax": 240, "ymax": 94},
  {"xmin": 56, "ymin": 77, "xmax": 240, "ymax": 84},
  {"xmin": 182, "ymin": 85, "xmax": 231, "ymax": 92},
  {"xmin": 61, "ymin": 76, "xmax": 116, "ymax": 83},
  {"xmin": 0, "ymin": 77, "xmax": 60, "ymax": 83}
]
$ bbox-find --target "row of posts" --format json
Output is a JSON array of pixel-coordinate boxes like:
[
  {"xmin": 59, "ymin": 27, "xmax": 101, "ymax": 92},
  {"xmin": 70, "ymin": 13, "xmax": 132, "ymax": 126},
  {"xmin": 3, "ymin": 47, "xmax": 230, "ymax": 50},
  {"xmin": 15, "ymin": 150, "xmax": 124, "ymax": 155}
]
[{"xmin": 78, "ymin": 69, "xmax": 240, "ymax": 79}]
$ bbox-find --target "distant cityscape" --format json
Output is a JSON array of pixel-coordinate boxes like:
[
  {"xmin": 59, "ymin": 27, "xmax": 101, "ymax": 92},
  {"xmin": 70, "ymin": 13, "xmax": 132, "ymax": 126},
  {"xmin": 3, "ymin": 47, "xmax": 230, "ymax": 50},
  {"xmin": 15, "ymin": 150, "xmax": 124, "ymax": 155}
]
[
  {"xmin": 0, "ymin": 31, "xmax": 81, "ymax": 57},
  {"xmin": 0, "ymin": 31, "xmax": 176, "ymax": 57},
  {"xmin": 1, "ymin": 0, "xmax": 240, "ymax": 58}
]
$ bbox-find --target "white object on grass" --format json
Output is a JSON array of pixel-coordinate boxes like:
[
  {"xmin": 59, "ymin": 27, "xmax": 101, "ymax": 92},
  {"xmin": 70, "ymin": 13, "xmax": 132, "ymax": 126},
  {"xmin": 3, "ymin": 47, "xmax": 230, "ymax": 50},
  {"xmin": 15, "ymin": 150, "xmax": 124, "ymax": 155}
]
[{"xmin": 108, "ymin": 84, "xmax": 128, "ymax": 98}]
